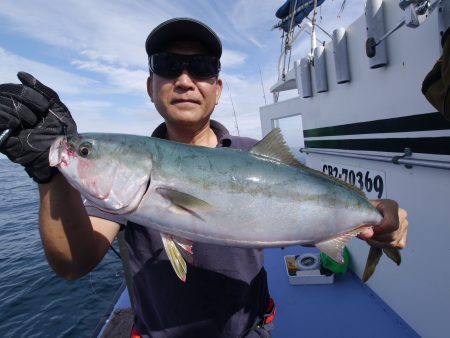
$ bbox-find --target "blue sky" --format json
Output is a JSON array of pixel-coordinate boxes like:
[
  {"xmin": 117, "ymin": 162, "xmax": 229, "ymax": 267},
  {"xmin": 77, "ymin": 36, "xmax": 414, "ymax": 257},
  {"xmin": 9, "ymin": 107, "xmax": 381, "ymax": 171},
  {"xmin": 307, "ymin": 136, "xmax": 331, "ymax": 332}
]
[{"xmin": 0, "ymin": 0, "xmax": 365, "ymax": 139}]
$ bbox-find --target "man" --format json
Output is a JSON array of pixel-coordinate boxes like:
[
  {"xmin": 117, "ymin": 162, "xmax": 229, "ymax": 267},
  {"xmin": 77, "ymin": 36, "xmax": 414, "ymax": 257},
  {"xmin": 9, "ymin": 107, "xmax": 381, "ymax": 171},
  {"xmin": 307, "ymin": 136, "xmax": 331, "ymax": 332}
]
[{"xmin": 0, "ymin": 18, "xmax": 407, "ymax": 338}]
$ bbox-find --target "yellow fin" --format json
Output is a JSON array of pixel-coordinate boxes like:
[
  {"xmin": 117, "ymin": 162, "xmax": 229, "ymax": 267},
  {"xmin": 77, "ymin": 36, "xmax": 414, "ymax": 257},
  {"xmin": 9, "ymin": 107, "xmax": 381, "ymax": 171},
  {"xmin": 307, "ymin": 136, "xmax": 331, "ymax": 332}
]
[
  {"xmin": 362, "ymin": 247, "xmax": 402, "ymax": 282},
  {"xmin": 161, "ymin": 233, "xmax": 188, "ymax": 282},
  {"xmin": 316, "ymin": 226, "xmax": 371, "ymax": 263},
  {"xmin": 383, "ymin": 248, "xmax": 401, "ymax": 266},
  {"xmin": 362, "ymin": 246, "xmax": 383, "ymax": 282},
  {"xmin": 157, "ymin": 187, "xmax": 212, "ymax": 220},
  {"xmin": 174, "ymin": 237, "xmax": 194, "ymax": 265}
]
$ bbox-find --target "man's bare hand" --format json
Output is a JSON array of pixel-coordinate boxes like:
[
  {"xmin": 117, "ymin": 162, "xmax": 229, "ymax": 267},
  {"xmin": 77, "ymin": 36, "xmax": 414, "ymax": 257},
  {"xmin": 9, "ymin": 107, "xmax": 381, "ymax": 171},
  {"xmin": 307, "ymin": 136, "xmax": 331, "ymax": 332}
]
[{"xmin": 358, "ymin": 199, "xmax": 408, "ymax": 249}]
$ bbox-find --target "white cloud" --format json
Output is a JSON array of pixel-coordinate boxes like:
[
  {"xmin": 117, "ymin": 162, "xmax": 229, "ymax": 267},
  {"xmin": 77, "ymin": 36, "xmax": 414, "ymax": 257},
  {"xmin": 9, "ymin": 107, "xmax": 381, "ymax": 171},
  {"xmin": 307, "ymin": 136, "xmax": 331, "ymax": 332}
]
[
  {"xmin": 70, "ymin": 59, "xmax": 148, "ymax": 94},
  {"xmin": 0, "ymin": 1, "xmax": 154, "ymax": 67},
  {"xmin": 0, "ymin": 48, "xmax": 94, "ymax": 94},
  {"xmin": 221, "ymin": 50, "xmax": 248, "ymax": 68},
  {"xmin": 73, "ymin": 106, "xmax": 162, "ymax": 136}
]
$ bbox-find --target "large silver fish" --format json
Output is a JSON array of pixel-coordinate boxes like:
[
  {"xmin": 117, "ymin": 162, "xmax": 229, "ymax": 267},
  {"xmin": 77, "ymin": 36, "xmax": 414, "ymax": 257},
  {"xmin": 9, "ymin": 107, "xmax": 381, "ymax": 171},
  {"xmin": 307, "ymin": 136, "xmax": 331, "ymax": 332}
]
[{"xmin": 48, "ymin": 128, "xmax": 399, "ymax": 282}]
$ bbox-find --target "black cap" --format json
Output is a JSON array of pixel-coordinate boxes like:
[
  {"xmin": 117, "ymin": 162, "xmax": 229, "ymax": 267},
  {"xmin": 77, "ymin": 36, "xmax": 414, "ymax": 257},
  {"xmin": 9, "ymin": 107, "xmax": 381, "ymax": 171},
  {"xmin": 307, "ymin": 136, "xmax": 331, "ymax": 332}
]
[{"xmin": 145, "ymin": 18, "xmax": 222, "ymax": 58}]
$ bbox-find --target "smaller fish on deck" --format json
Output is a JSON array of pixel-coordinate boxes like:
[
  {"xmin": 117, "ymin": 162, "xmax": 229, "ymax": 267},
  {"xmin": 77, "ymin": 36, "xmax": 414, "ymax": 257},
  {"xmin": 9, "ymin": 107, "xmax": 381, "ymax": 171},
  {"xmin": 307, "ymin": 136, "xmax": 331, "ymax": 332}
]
[{"xmin": 49, "ymin": 128, "xmax": 400, "ymax": 282}]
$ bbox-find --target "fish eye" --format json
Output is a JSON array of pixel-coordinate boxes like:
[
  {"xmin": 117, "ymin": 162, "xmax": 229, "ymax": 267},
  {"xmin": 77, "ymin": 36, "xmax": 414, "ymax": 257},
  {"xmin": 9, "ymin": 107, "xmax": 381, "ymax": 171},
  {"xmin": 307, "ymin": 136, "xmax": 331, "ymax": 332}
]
[{"xmin": 78, "ymin": 142, "xmax": 93, "ymax": 157}]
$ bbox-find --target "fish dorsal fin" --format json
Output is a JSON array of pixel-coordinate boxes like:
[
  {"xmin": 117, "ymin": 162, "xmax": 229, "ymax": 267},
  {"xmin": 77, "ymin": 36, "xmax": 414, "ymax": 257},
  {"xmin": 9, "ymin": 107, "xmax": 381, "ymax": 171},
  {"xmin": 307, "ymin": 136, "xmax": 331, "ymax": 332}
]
[
  {"xmin": 161, "ymin": 233, "xmax": 193, "ymax": 282},
  {"xmin": 251, "ymin": 128, "xmax": 366, "ymax": 198},
  {"xmin": 316, "ymin": 225, "xmax": 371, "ymax": 264},
  {"xmin": 157, "ymin": 187, "xmax": 212, "ymax": 220},
  {"xmin": 250, "ymin": 128, "xmax": 305, "ymax": 169}
]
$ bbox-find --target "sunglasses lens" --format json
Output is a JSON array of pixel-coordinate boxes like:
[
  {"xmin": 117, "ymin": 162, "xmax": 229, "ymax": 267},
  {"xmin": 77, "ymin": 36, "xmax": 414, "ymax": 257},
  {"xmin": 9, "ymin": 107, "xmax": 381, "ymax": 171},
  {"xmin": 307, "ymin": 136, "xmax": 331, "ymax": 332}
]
[
  {"xmin": 189, "ymin": 56, "xmax": 219, "ymax": 78},
  {"xmin": 150, "ymin": 54, "xmax": 219, "ymax": 79},
  {"xmin": 150, "ymin": 54, "xmax": 182, "ymax": 78}
]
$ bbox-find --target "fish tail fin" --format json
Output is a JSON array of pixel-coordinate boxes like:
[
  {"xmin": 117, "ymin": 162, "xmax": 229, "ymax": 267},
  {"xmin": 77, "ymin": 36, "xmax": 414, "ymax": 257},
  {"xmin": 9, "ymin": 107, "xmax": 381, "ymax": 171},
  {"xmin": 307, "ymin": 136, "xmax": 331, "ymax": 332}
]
[
  {"xmin": 362, "ymin": 247, "xmax": 402, "ymax": 282},
  {"xmin": 382, "ymin": 247, "xmax": 402, "ymax": 266}
]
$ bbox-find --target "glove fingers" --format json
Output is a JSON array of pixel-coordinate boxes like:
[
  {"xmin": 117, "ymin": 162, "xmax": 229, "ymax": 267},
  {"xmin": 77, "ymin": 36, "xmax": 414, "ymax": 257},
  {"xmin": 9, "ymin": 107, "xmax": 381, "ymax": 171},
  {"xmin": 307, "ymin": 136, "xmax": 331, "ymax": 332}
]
[
  {"xmin": 0, "ymin": 107, "xmax": 20, "ymax": 129},
  {"xmin": 25, "ymin": 130, "xmax": 57, "ymax": 152},
  {"xmin": 1, "ymin": 133, "xmax": 55, "ymax": 183},
  {"xmin": 1, "ymin": 130, "xmax": 55, "ymax": 163},
  {"xmin": 17, "ymin": 72, "xmax": 60, "ymax": 102},
  {"xmin": 0, "ymin": 96, "xmax": 38, "ymax": 127},
  {"xmin": 0, "ymin": 83, "xmax": 50, "ymax": 114},
  {"xmin": 46, "ymin": 104, "xmax": 77, "ymax": 133}
]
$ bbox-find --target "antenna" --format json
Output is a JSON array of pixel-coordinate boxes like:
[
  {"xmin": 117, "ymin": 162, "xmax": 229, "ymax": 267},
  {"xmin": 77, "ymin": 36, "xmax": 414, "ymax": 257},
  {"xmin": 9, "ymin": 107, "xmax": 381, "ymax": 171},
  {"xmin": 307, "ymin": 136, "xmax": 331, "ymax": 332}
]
[
  {"xmin": 337, "ymin": 0, "xmax": 347, "ymax": 18},
  {"xmin": 259, "ymin": 66, "xmax": 267, "ymax": 105},
  {"xmin": 225, "ymin": 81, "xmax": 240, "ymax": 136},
  {"xmin": 310, "ymin": 0, "xmax": 319, "ymax": 58}
]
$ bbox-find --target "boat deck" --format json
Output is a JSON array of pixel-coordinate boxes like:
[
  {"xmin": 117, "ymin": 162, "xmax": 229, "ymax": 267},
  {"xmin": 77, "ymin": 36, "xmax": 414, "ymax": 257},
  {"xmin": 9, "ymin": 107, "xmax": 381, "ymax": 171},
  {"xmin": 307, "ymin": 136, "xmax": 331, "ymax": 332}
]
[
  {"xmin": 265, "ymin": 246, "xmax": 419, "ymax": 338},
  {"xmin": 95, "ymin": 246, "xmax": 419, "ymax": 338}
]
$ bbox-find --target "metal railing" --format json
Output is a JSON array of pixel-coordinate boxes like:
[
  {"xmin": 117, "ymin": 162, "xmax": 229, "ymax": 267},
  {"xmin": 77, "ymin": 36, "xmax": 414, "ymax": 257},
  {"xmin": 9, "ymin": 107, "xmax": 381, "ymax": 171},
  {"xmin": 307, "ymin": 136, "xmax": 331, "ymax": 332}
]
[{"xmin": 300, "ymin": 147, "xmax": 450, "ymax": 170}]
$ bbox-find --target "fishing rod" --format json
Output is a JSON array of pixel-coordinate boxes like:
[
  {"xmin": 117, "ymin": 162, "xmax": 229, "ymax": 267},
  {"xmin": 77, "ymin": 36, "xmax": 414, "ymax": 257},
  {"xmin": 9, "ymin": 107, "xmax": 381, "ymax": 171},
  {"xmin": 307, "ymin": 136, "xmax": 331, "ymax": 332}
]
[{"xmin": 0, "ymin": 129, "xmax": 11, "ymax": 146}]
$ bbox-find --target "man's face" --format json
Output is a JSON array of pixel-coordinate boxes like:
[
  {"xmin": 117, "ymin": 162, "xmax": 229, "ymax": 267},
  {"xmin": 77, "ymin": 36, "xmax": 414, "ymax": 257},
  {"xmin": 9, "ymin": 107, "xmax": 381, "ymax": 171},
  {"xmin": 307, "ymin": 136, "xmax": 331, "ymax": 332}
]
[{"xmin": 147, "ymin": 40, "xmax": 223, "ymax": 128}]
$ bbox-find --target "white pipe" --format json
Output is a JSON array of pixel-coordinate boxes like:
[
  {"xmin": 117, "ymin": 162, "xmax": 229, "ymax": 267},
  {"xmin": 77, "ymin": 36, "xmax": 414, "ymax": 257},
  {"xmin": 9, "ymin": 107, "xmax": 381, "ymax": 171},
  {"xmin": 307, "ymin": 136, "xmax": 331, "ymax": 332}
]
[
  {"xmin": 300, "ymin": 147, "xmax": 450, "ymax": 170},
  {"xmin": 278, "ymin": 22, "xmax": 314, "ymax": 80}
]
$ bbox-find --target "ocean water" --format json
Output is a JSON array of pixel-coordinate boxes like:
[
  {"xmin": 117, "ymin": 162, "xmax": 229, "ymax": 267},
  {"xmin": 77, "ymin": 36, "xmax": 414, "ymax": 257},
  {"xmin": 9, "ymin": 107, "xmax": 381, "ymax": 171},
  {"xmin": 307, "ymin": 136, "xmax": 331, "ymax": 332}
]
[{"xmin": 0, "ymin": 159, "xmax": 123, "ymax": 338}]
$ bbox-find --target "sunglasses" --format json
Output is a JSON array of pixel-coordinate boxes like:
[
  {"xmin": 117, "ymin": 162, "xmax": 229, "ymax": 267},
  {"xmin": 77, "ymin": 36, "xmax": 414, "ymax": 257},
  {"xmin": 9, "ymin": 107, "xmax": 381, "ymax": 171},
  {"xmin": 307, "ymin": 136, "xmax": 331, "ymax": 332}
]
[{"xmin": 149, "ymin": 53, "xmax": 221, "ymax": 79}]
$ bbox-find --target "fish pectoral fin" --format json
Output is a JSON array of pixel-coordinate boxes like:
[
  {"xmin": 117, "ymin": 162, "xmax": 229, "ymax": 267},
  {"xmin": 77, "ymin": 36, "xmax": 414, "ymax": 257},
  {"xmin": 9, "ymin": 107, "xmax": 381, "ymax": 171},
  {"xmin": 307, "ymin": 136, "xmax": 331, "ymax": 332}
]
[
  {"xmin": 161, "ymin": 233, "xmax": 191, "ymax": 282},
  {"xmin": 157, "ymin": 187, "xmax": 212, "ymax": 220},
  {"xmin": 316, "ymin": 226, "xmax": 371, "ymax": 264}
]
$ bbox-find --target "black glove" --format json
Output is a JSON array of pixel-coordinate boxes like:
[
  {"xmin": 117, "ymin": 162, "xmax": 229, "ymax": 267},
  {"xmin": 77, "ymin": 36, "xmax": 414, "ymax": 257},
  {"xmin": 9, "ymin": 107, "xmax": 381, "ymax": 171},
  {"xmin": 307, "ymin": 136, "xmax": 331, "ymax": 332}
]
[{"xmin": 0, "ymin": 72, "xmax": 77, "ymax": 183}]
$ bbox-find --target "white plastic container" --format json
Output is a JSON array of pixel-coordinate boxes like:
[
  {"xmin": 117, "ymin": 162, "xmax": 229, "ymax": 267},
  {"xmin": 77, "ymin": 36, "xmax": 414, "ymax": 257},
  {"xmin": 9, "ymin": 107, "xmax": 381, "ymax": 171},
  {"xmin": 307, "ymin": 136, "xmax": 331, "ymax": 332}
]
[{"xmin": 284, "ymin": 255, "xmax": 334, "ymax": 285}]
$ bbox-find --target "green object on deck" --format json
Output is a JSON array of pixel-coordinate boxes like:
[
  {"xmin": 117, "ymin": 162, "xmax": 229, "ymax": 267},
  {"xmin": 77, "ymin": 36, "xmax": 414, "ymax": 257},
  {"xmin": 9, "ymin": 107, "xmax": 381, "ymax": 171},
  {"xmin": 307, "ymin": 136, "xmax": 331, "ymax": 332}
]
[{"xmin": 320, "ymin": 247, "xmax": 350, "ymax": 274}]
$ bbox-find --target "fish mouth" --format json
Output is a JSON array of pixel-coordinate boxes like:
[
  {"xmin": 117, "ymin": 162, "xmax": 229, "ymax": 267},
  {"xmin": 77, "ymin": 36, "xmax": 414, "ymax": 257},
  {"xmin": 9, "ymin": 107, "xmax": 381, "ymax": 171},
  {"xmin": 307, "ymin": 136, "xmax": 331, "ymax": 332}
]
[{"xmin": 49, "ymin": 136, "xmax": 73, "ymax": 168}]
